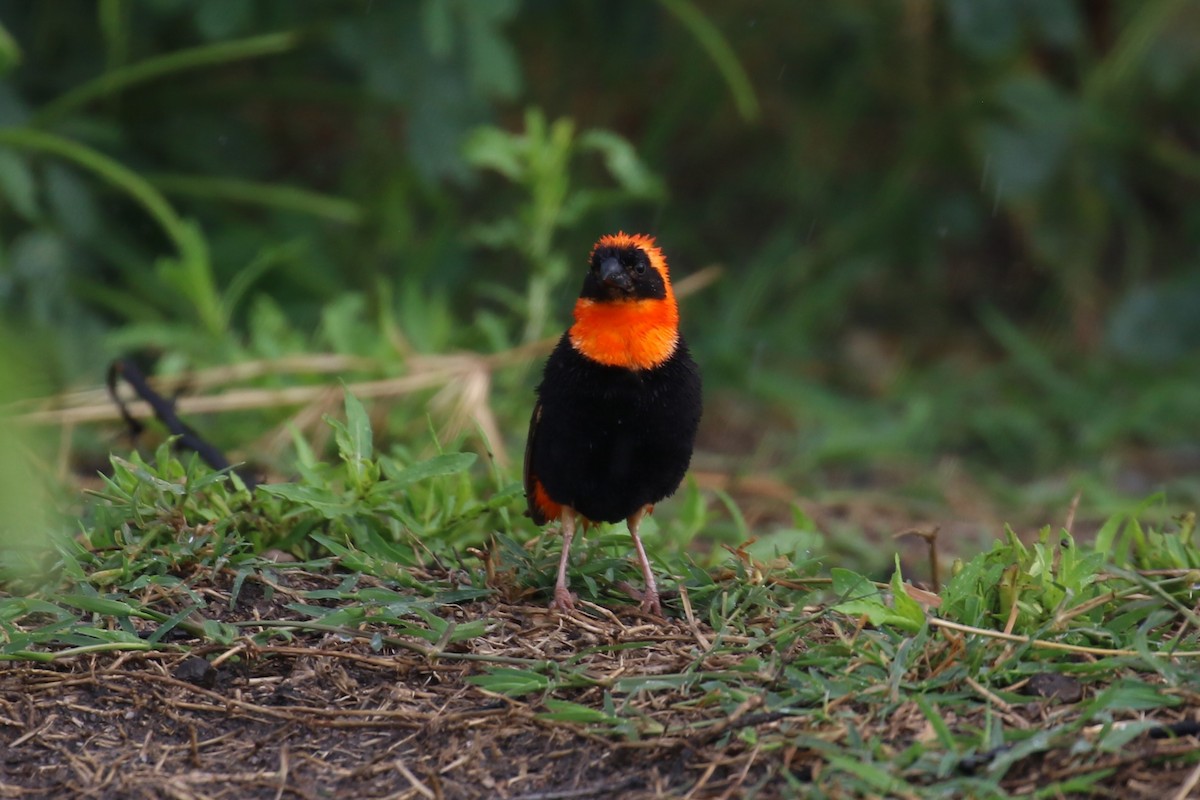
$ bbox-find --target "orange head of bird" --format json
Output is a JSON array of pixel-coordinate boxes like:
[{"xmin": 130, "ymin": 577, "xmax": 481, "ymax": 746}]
[{"xmin": 569, "ymin": 233, "xmax": 680, "ymax": 371}]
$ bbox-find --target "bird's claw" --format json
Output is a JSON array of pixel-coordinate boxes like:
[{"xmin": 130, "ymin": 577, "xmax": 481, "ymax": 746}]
[
  {"xmin": 549, "ymin": 586, "xmax": 577, "ymax": 612},
  {"xmin": 619, "ymin": 581, "xmax": 663, "ymax": 617},
  {"xmin": 639, "ymin": 593, "xmax": 663, "ymax": 617}
]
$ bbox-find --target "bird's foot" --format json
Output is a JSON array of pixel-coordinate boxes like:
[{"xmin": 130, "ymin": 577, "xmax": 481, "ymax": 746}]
[
  {"xmin": 549, "ymin": 585, "xmax": 577, "ymax": 612},
  {"xmin": 640, "ymin": 591, "xmax": 663, "ymax": 617},
  {"xmin": 618, "ymin": 581, "xmax": 663, "ymax": 617}
]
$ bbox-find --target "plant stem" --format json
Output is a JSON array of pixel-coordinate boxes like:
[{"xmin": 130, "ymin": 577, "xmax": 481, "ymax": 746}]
[
  {"xmin": 0, "ymin": 126, "xmax": 224, "ymax": 335},
  {"xmin": 148, "ymin": 173, "xmax": 364, "ymax": 225},
  {"xmin": 658, "ymin": 0, "xmax": 760, "ymax": 122},
  {"xmin": 32, "ymin": 30, "xmax": 302, "ymax": 127}
]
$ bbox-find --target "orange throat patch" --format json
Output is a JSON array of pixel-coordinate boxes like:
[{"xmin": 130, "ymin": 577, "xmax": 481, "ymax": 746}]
[{"xmin": 569, "ymin": 296, "xmax": 680, "ymax": 370}]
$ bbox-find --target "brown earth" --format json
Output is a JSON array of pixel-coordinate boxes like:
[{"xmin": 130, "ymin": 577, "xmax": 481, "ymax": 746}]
[{"xmin": 3, "ymin": 567, "xmax": 1199, "ymax": 799}]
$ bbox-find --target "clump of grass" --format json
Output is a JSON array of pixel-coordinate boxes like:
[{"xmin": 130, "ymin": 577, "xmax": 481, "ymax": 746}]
[{"xmin": 3, "ymin": 390, "xmax": 1200, "ymax": 796}]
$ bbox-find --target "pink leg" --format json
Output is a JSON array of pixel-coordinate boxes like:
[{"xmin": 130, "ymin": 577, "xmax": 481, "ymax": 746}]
[
  {"xmin": 628, "ymin": 506, "xmax": 662, "ymax": 616},
  {"xmin": 549, "ymin": 508, "xmax": 577, "ymax": 612}
]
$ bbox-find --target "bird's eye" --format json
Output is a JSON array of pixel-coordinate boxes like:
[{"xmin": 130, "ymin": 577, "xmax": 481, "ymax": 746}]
[{"xmin": 635, "ymin": 262, "xmax": 646, "ymax": 275}]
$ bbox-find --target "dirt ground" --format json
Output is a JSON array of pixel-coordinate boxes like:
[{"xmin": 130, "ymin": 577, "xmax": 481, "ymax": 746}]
[
  {"xmin": 0, "ymin": 611, "xmax": 786, "ymax": 799},
  {"xmin": 3, "ymin": 568, "xmax": 1200, "ymax": 799},
  {"xmin": 1, "ymin": 650, "xmax": 706, "ymax": 799}
]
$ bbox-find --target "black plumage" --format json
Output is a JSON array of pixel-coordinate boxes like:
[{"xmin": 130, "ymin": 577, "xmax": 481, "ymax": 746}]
[
  {"xmin": 526, "ymin": 334, "xmax": 702, "ymax": 525},
  {"xmin": 523, "ymin": 232, "xmax": 702, "ymax": 615}
]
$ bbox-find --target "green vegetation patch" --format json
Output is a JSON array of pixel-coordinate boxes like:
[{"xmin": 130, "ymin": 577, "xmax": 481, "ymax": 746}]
[{"xmin": 3, "ymin": 393, "xmax": 1198, "ymax": 798}]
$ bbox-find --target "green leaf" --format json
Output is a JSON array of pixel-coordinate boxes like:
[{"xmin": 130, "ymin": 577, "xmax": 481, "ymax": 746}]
[
  {"xmin": 0, "ymin": 148, "xmax": 37, "ymax": 220},
  {"xmin": 200, "ymin": 619, "xmax": 237, "ymax": 645},
  {"xmin": 257, "ymin": 483, "xmax": 354, "ymax": 519},
  {"xmin": 59, "ymin": 594, "xmax": 138, "ymax": 617},
  {"xmin": 1086, "ymin": 680, "xmax": 1179, "ymax": 713},
  {"xmin": 914, "ymin": 695, "xmax": 957, "ymax": 751},
  {"xmin": 657, "ymin": 0, "xmax": 759, "ymax": 121},
  {"xmin": 153, "ymin": 219, "xmax": 223, "ymax": 335},
  {"xmin": 890, "ymin": 556, "xmax": 927, "ymax": 631},
  {"xmin": 150, "ymin": 174, "xmax": 363, "ymax": 224},
  {"xmin": 380, "ymin": 452, "xmax": 477, "ymax": 488},
  {"xmin": 32, "ymin": 30, "xmax": 301, "ymax": 126},
  {"xmin": 1096, "ymin": 720, "xmax": 1161, "ymax": 752},
  {"xmin": 285, "ymin": 424, "xmax": 329, "ymax": 490},
  {"xmin": 832, "ymin": 567, "xmax": 922, "ymax": 632},
  {"xmin": 98, "ymin": 0, "xmax": 129, "ymax": 69},
  {"xmin": 830, "ymin": 567, "xmax": 883, "ymax": 617},
  {"xmin": 579, "ymin": 130, "xmax": 664, "ymax": 198},
  {"xmin": 0, "ymin": 20, "xmax": 21, "ymax": 75},
  {"xmin": 831, "ymin": 567, "xmax": 876, "ymax": 602},
  {"xmin": 336, "ymin": 389, "xmax": 374, "ymax": 487},
  {"xmin": 467, "ymin": 667, "xmax": 552, "ymax": 696},
  {"xmin": 463, "ymin": 126, "xmax": 526, "ymax": 180},
  {"xmin": 411, "ymin": 607, "xmax": 448, "ymax": 635},
  {"xmin": 146, "ymin": 604, "xmax": 203, "ymax": 644},
  {"xmin": 539, "ymin": 699, "xmax": 617, "ymax": 724},
  {"xmin": 298, "ymin": 606, "xmax": 367, "ymax": 628},
  {"xmin": 462, "ymin": 1, "xmax": 520, "ymax": 99},
  {"xmin": 825, "ymin": 754, "xmax": 913, "ymax": 795}
]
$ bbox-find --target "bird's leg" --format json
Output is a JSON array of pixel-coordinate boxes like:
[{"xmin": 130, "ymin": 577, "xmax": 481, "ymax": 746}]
[
  {"xmin": 550, "ymin": 507, "xmax": 577, "ymax": 612},
  {"xmin": 627, "ymin": 505, "xmax": 662, "ymax": 616}
]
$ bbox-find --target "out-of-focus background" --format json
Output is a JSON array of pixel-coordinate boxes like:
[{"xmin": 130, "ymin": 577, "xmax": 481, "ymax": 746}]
[{"xmin": 1, "ymin": 1, "xmax": 1198, "ymax": 571}]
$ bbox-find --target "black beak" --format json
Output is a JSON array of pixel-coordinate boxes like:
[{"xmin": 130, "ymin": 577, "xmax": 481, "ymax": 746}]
[{"xmin": 599, "ymin": 257, "xmax": 633, "ymax": 292}]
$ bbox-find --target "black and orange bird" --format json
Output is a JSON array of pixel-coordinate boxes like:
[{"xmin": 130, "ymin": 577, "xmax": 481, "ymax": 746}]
[{"xmin": 524, "ymin": 232, "xmax": 702, "ymax": 615}]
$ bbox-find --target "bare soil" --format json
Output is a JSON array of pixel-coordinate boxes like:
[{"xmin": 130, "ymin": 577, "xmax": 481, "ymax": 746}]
[{"xmin": 3, "ymin": 567, "xmax": 1199, "ymax": 799}]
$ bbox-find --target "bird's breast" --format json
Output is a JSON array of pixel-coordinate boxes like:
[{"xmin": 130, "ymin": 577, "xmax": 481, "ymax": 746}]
[{"xmin": 569, "ymin": 298, "xmax": 680, "ymax": 370}]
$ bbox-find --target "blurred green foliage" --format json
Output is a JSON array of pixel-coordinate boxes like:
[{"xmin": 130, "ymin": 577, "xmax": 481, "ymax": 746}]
[
  {"xmin": 0, "ymin": 0, "xmax": 1197, "ymax": 512},
  {"xmin": 0, "ymin": 326, "xmax": 59, "ymax": 576}
]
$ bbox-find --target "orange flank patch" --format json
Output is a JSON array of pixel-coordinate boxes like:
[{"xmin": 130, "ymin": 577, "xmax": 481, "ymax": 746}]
[
  {"xmin": 570, "ymin": 296, "xmax": 680, "ymax": 370},
  {"xmin": 532, "ymin": 477, "xmax": 563, "ymax": 523}
]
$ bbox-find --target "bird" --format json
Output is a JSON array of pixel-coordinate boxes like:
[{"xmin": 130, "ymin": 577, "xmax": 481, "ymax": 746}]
[{"xmin": 524, "ymin": 232, "xmax": 702, "ymax": 615}]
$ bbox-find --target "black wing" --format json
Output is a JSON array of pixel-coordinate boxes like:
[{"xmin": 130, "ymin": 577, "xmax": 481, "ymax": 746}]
[{"xmin": 523, "ymin": 399, "xmax": 548, "ymax": 524}]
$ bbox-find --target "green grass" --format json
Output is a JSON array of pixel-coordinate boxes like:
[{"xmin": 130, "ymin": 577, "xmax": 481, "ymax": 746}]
[
  {"xmin": 4, "ymin": 6, "xmax": 1199, "ymax": 792},
  {"xmin": 3, "ymin": 391, "xmax": 1199, "ymax": 796}
]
